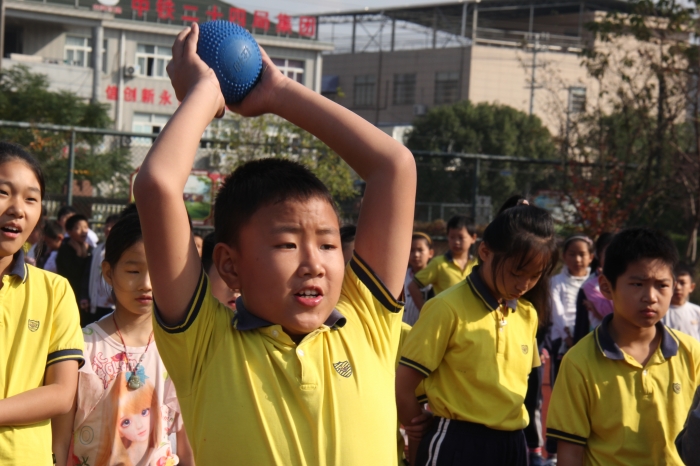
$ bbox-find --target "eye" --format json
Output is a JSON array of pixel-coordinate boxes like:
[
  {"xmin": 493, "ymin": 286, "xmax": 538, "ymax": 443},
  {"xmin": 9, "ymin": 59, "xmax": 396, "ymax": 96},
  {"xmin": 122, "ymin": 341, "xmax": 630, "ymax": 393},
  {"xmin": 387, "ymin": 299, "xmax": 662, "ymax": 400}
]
[
  {"xmin": 141, "ymin": 408, "xmax": 150, "ymax": 417},
  {"xmin": 320, "ymin": 244, "xmax": 336, "ymax": 250},
  {"xmin": 276, "ymin": 243, "xmax": 296, "ymax": 249},
  {"xmin": 121, "ymin": 418, "xmax": 131, "ymax": 428},
  {"xmin": 0, "ymin": 189, "xmax": 7, "ymax": 196}
]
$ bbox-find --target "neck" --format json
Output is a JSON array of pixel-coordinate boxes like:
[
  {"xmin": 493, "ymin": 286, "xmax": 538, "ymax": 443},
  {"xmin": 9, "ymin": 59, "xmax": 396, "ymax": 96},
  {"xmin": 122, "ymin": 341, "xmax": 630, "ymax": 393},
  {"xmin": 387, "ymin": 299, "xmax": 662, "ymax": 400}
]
[
  {"xmin": 567, "ymin": 267, "xmax": 588, "ymax": 278},
  {"xmin": 672, "ymin": 299, "xmax": 686, "ymax": 307},
  {"xmin": 0, "ymin": 254, "xmax": 13, "ymax": 280},
  {"xmin": 478, "ymin": 266, "xmax": 504, "ymax": 304},
  {"xmin": 452, "ymin": 250, "xmax": 468, "ymax": 260},
  {"xmin": 113, "ymin": 305, "xmax": 153, "ymax": 346},
  {"xmin": 608, "ymin": 314, "xmax": 659, "ymax": 350}
]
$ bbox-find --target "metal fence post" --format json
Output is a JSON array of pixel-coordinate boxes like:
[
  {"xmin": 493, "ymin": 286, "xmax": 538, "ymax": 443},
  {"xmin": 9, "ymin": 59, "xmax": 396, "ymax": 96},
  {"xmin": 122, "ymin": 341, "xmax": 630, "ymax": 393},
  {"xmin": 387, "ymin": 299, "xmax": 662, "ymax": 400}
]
[{"xmin": 66, "ymin": 130, "xmax": 76, "ymax": 206}]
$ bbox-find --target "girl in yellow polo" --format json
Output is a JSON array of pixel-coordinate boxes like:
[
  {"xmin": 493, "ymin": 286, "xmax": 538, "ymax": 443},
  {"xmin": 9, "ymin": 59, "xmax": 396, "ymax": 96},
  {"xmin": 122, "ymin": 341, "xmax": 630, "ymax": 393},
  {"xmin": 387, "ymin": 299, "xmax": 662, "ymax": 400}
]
[
  {"xmin": 0, "ymin": 142, "xmax": 84, "ymax": 466},
  {"xmin": 396, "ymin": 201, "xmax": 557, "ymax": 466}
]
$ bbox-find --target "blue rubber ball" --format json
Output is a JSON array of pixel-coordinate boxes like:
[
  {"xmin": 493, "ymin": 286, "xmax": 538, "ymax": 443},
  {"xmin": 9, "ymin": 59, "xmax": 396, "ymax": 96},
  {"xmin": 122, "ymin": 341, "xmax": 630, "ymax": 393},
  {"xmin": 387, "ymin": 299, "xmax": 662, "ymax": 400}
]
[{"xmin": 197, "ymin": 21, "xmax": 263, "ymax": 104}]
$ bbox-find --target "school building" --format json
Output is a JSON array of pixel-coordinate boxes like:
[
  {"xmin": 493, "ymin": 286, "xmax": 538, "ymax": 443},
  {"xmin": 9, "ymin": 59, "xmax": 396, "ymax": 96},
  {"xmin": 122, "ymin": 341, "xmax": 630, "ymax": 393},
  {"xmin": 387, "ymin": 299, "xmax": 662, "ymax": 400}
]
[
  {"xmin": 317, "ymin": 0, "xmax": 634, "ymax": 136},
  {"xmin": 1, "ymin": 0, "xmax": 332, "ymax": 138}
]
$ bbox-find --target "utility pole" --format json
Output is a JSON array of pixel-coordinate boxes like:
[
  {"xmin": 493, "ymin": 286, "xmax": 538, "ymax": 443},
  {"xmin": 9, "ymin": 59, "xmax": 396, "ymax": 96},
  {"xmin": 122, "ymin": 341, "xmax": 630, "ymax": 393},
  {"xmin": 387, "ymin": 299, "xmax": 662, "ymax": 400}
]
[
  {"xmin": 528, "ymin": 33, "xmax": 540, "ymax": 116},
  {"xmin": 0, "ymin": 0, "xmax": 5, "ymax": 72}
]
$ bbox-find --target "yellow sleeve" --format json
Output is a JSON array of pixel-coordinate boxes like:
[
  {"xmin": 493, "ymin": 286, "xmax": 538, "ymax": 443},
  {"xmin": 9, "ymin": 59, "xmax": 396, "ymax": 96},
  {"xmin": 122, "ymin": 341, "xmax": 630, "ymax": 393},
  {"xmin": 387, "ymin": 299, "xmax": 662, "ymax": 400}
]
[
  {"xmin": 546, "ymin": 355, "xmax": 590, "ymax": 446},
  {"xmin": 413, "ymin": 258, "xmax": 439, "ymax": 288},
  {"xmin": 153, "ymin": 270, "xmax": 231, "ymax": 397},
  {"xmin": 47, "ymin": 273, "xmax": 85, "ymax": 368},
  {"xmin": 337, "ymin": 253, "xmax": 404, "ymax": 367},
  {"xmin": 398, "ymin": 296, "xmax": 456, "ymax": 377}
]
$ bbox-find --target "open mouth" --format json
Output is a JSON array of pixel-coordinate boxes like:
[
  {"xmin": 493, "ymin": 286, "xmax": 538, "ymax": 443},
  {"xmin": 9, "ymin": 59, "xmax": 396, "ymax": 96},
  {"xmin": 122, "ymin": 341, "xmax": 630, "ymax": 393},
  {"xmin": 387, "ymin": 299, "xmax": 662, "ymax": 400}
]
[
  {"xmin": 0, "ymin": 225, "xmax": 21, "ymax": 237},
  {"xmin": 294, "ymin": 288, "xmax": 324, "ymax": 306}
]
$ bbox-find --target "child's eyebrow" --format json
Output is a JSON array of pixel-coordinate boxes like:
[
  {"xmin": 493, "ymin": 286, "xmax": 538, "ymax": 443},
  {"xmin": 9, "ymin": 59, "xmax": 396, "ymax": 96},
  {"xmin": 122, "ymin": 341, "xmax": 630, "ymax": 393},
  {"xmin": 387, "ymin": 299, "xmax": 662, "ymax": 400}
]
[
  {"xmin": 271, "ymin": 226, "xmax": 339, "ymax": 235},
  {"xmin": 0, "ymin": 179, "xmax": 40, "ymax": 193}
]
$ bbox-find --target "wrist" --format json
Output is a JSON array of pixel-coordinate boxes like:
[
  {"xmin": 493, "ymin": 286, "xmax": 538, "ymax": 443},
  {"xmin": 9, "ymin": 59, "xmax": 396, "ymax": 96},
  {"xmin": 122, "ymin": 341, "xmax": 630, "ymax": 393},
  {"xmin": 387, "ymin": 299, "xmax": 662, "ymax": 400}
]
[{"xmin": 184, "ymin": 81, "xmax": 223, "ymax": 117}]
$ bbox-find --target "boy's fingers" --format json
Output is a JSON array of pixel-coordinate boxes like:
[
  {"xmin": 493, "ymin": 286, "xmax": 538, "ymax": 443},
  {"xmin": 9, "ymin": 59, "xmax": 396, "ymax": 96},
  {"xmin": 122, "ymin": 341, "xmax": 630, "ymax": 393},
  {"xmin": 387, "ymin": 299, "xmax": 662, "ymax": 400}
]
[
  {"xmin": 184, "ymin": 22, "xmax": 199, "ymax": 57},
  {"xmin": 172, "ymin": 27, "xmax": 191, "ymax": 59}
]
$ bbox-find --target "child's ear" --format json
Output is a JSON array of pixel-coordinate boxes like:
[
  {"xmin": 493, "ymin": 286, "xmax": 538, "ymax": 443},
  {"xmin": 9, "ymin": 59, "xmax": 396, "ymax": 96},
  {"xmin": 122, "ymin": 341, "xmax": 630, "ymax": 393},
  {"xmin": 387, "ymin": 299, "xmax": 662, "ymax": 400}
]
[
  {"xmin": 478, "ymin": 241, "xmax": 491, "ymax": 262},
  {"xmin": 428, "ymin": 248, "xmax": 435, "ymax": 259},
  {"xmin": 599, "ymin": 274, "xmax": 614, "ymax": 300},
  {"xmin": 101, "ymin": 261, "xmax": 114, "ymax": 287},
  {"xmin": 691, "ymin": 281, "xmax": 697, "ymax": 293},
  {"xmin": 214, "ymin": 242, "xmax": 241, "ymax": 291}
]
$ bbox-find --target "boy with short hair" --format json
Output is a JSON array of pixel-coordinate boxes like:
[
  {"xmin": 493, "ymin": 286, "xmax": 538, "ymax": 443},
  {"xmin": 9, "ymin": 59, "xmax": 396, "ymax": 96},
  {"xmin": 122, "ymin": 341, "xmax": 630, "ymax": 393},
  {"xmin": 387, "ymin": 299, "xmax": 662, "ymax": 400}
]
[
  {"xmin": 56, "ymin": 214, "xmax": 93, "ymax": 321},
  {"xmin": 662, "ymin": 262, "xmax": 700, "ymax": 341},
  {"xmin": 407, "ymin": 215, "xmax": 477, "ymax": 310},
  {"xmin": 134, "ymin": 24, "xmax": 416, "ymax": 464},
  {"xmin": 546, "ymin": 228, "xmax": 700, "ymax": 466}
]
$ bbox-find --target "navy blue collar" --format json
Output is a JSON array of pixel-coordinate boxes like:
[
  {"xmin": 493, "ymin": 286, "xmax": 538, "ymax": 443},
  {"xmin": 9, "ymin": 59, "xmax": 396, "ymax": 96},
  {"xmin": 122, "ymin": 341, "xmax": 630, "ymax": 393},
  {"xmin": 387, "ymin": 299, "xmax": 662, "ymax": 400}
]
[
  {"xmin": 594, "ymin": 313, "xmax": 679, "ymax": 360},
  {"xmin": 232, "ymin": 296, "xmax": 347, "ymax": 331},
  {"xmin": 466, "ymin": 266, "xmax": 517, "ymax": 312},
  {"xmin": 6, "ymin": 250, "xmax": 27, "ymax": 283},
  {"xmin": 444, "ymin": 250, "xmax": 454, "ymax": 262}
]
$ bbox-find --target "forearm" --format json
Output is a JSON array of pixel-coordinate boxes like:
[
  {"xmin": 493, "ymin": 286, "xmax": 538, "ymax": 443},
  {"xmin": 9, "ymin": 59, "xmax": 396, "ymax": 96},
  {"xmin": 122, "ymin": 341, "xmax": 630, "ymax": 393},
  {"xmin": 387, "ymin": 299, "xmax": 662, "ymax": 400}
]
[
  {"xmin": 408, "ymin": 281, "xmax": 425, "ymax": 311},
  {"xmin": 51, "ymin": 398, "xmax": 76, "ymax": 466},
  {"xmin": 0, "ymin": 383, "xmax": 74, "ymax": 426},
  {"xmin": 396, "ymin": 366, "xmax": 424, "ymax": 427},
  {"xmin": 176, "ymin": 426, "xmax": 196, "ymax": 466},
  {"xmin": 135, "ymin": 84, "xmax": 219, "ymax": 197},
  {"xmin": 273, "ymin": 80, "xmax": 413, "ymax": 180}
]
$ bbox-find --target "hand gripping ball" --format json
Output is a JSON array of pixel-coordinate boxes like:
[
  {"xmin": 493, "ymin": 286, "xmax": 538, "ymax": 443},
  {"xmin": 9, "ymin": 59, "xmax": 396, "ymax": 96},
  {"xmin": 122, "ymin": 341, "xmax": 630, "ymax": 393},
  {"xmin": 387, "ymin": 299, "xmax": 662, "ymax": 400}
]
[{"xmin": 197, "ymin": 20, "xmax": 263, "ymax": 105}]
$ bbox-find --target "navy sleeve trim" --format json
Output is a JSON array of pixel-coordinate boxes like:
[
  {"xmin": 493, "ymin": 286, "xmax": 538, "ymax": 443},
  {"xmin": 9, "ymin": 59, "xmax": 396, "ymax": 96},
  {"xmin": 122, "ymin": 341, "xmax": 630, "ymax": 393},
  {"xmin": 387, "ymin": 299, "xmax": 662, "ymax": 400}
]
[
  {"xmin": 154, "ymin": 269, "xmax": 207, "ymax": 334},
  {"xmin": 47, "ymin": 349, "xmax": 85, "ymax": 369},
  {"xmin": 416, "ymin": 394, "xmax": 428, "ymax": 404},
  {"xmin": 349, "ymin": 253, "xmax": 404, "ymax": 313},
  {"xmin": 546, "ymin": 428, "xmax": 587, "ymax": 445},
  {"xmin": 413, "ymin": 276, "xmax": 426, "ymax": 289},
  {"xmin": 398, "ymin": 356, "xmax": 431, "ymax": 377}
]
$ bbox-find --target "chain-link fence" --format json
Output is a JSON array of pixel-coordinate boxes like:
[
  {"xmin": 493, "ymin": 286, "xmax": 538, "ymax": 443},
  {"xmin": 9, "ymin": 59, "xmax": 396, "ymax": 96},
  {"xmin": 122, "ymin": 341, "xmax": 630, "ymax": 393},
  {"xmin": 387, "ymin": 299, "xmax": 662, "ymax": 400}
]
[{"xmin": 0, "ymin": 120, "xmax": 588, "ymax": 239}]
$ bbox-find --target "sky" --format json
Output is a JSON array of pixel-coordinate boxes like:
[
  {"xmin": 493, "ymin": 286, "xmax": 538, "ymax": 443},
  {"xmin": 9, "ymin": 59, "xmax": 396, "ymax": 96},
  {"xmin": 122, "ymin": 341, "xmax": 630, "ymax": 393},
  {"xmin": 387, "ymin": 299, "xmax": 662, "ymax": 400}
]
[{"xmin": 222, "ymin": 0, "xmax": 444, "ymax": 17}]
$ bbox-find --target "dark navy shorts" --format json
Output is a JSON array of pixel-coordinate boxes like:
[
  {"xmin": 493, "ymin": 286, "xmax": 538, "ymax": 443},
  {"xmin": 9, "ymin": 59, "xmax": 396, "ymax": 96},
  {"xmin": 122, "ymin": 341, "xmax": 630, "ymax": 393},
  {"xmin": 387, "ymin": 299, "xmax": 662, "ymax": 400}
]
[{"xmin": 415, "ymin": 417, "xmax": 527, "ymax": 466}]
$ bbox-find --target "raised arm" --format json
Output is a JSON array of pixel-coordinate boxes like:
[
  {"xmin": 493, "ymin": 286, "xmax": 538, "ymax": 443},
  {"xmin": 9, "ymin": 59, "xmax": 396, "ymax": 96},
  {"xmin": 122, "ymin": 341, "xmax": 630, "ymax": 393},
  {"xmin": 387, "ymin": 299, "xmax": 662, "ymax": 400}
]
[
  {"xmin": 133, "ymin": 25, "xmax": 224, "ymax": 324},
  {"xmin": 233, "ymin": 52, "xmax": 416, "ymax": 298}
]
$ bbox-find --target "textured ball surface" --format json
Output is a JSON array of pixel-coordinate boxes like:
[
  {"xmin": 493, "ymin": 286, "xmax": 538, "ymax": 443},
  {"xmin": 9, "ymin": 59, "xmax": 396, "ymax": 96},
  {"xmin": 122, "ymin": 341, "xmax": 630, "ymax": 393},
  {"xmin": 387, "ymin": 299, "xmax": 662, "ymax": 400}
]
[{"xmin": 197, "ymin": 21, "xmax": 263, "ymax": 104}]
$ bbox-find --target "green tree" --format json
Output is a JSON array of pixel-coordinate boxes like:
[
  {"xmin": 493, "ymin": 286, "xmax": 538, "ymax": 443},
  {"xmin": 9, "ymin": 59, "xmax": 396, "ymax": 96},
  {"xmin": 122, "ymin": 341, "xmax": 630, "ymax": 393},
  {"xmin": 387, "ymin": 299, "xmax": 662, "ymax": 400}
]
[
  {"xmin": 0, "ymin": 65, "xmax": 132, "ymax": 195},
  {"xmin": 406, "ymin": 101, "xmax": 558, "ymax": 211},
  {"xmin": 218, "ymin": 113, "xmax": 358, "ymax": 213}
]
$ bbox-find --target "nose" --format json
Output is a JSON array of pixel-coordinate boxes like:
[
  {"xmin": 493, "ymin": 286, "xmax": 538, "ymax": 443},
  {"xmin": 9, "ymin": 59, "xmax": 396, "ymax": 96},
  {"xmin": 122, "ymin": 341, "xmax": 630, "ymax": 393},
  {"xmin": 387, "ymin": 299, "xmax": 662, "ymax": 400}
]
[
  {"xmin": 298, "ymin": 243, "xmax": 324, "ymax": 278},
  {"xmin": 642, "ymin": 285, "xmax": 658, "ymax": 303},
  {"xmin": 140, "ymin": 272, "xmax": 152, "ymax": 292},
  {"xmin": 5, "ymin": 197, "xmax": 24, "ymax": 218}
]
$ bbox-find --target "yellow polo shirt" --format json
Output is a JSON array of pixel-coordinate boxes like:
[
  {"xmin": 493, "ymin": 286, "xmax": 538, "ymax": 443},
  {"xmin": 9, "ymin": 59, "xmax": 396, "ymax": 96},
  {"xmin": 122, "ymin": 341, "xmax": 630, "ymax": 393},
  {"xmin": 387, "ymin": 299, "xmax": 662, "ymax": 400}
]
[
  {"xmin": 153, "ymin": 253, "xmax": 403, "ymax": 465},
  {"xmin": 413, "ymin": 251, "xmax": 477, "ymax": 296},
  {"xmin": 0, "ymin": 251, "xmax": 84, "ymax": 466},
  {"xmin": 400, "ymin": 267, "xmax": 540, "ymax": 430},
  {"xmin": 547, "ymin": 314, "xmax": 700, "ymax": 466}
]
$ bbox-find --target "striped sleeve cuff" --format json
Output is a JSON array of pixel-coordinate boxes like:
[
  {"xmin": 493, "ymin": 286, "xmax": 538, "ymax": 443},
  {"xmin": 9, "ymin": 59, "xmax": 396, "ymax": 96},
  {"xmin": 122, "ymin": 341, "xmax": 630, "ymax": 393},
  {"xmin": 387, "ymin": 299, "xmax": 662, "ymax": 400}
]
[
  {"xmin": 399, "ymin": 356, "xmax": 432, "ymax": 377},
  {"xmin": 416, "ymin": 394, "xmax": 428, "ymax": 404},
  {"xmin": 154, "ymin": 269, "xmax": 207, "ymax": 334},
  {"xmin": 47, "ymin": 349, "xmax": 84, "ymax": 368},
  {"xmin": 546, "ymin": 428, "xmax": 587, "ymax": 445},
  {"xmin": 413, "ymin": 276, "xmax": 426, "ymax": 289},
  {"xmin": 350, "ymin": 253, "xmax": 404, "ymax": 313}
]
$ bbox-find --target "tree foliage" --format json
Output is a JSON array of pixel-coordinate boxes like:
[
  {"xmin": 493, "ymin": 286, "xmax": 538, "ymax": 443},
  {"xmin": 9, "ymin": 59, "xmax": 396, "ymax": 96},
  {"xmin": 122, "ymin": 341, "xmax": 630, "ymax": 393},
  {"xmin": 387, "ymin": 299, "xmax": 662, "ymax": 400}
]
[
  {"xmin": 0, "ymin": 65, "xmax": 132, "ymax": 196},
  {"xmin": 406, "ymin": 100, "xmax": 559, "ymax": 211},
  {"xmin": 218, "ymin": 113, "xmax": 357, "ymax": 211}
]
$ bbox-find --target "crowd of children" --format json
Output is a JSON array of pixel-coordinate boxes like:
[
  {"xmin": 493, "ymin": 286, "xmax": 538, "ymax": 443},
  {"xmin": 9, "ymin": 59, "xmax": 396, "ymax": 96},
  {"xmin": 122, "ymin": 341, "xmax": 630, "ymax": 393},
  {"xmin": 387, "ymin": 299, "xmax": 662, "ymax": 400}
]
[{"xmin": 2, "ymin": 22, "xmax": 700, "ymax": 466}]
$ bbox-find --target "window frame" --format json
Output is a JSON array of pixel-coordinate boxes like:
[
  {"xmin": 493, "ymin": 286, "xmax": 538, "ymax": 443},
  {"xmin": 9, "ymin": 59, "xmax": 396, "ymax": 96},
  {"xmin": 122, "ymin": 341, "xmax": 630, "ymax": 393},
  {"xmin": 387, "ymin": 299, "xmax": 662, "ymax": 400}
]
[
  {"xmin": 271, "ymin": 58, "xmax": 305, "ymax": 84},
  {"xmin": 135, "ymin": 44, "xmax": 172, "ymax": 79},
  {"xmin": 132, "ymin": 113, "xmax": 171, "ymax": 146},
  {"xmin": 353, "ymin": 75, "xmax": 377, "ymax": 108},
  {"xmin": 434, "ymin": 71, "xmax": 460, "ymax": 105},
  {"xmin": 64, "ymin": 35, "xmax": 93, "ymax": 68},
  {"xmin": 393, "ymin": 73, "xmax": 417, "ymax": 106}
]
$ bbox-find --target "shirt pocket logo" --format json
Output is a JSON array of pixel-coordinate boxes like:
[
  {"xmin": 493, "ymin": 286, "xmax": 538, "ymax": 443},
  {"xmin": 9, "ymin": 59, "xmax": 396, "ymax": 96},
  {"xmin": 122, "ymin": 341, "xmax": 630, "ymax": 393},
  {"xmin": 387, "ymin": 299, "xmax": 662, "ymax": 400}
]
[
  {"xmin": 673, "ymin": 382, "xmax": 681, "ymax": 394},
  {"xmin": 28, "ymin": 319, "xmax": 40, "ymax": 332},
  {"xmin": 333, "ymin": 361, "xmax": 353, "ymax": 378},
  {"xmin": 521, "ymin": 344, "xmax": 529, "ymax": 354}
]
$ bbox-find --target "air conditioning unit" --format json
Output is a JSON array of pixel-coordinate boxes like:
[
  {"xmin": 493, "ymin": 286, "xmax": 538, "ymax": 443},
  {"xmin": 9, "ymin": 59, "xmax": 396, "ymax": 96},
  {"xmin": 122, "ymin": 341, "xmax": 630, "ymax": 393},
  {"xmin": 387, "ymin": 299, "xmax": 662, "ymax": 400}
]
[
  {"xmin": 414, "ymin": 104, "xmax": 427, "ymax": 116},
  {"xmin": 123, "ymin": 64, "xmax": 139, "ymax": 78}
]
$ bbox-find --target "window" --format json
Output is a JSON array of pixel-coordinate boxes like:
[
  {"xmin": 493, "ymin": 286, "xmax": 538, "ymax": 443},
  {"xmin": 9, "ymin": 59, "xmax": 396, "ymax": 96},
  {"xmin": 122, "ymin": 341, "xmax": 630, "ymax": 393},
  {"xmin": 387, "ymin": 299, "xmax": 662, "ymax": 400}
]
[
  {"xmin": 568, "ymin": 87, "xmax": 586, "ymax": 114},
  {"xmin": 353, "ymin": 75, "xmax": 376, "ymax": 107},
  {"xmin": 65, "ymin": 36, "xmax": 92, "ymax": 67},
  {"xmin": 136, "ymin": 44, "xmax": 171, "ymax": 78},
  {"xmin": 132, "ymin": 113, "xmax": 170, "ymax": 145},
  {"xmin": 271, "ymin": 58, "xmax": 305, "ymax": 84},
  {"xmin": 434, "ymin": 71, "xmax": 460, "ymax": 105},
  {"xmin": 393, "ymin": 74, "xmax": 416, "ymax": 105}
]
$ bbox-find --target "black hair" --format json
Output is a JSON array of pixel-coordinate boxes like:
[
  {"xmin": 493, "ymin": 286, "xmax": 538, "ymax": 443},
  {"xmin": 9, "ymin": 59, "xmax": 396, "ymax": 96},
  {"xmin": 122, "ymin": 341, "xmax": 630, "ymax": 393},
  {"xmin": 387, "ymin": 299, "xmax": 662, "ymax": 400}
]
[
  {"xmin": 602, "ymin": 228, "xmax": 678, "ymax": 289},
  {"xmin": 563, "ymin": 234, "xmax": 594, "ymax": 254},
  {"xmin": 675, "ymin": 262, "xmax": 696, "ymax": 282},
  {"xmin": 104, "ymin": 213, "xmax": 143, "ymax": 267},
  {"xmin": 214, "ymin": 158, "xmax": 336, "ymax": 245},
  {"xmin": 119, "ymin": 203, "xmax": 138, "ymax": 219},
  {"xmin": 0, "ymin": 141, "xmax": 45, "ymax": 198},
  {"xmin": 412, "ymin": 232, "xmax": 433, "ymax": 248},
  {"xmin": 43, "ymin": 220, "xmax": 64, "ymax": 240},
  {"xmin": 595, "ymin": 232, "xmax": 615, "ymax": 260},
  {"xmin": 482, "ymin": 204, "xmax": 558, "ymax": 327},
  {"xmin": 340, "ymin": 225, "xmax": 357, "ymax": 245},
  {"xmin": 104, "ymin": 214, "xmax": 121, "ymax": 226},
  {"xmin": 446, "ymin": 215, "xmax": 474, "ymax": 235},
  {"xmin": 57, "ymin": 205, "xmax": 77, "ymax": 220},
  {"xmin": 202, "ymin": 232, "xmax": 216, "ymax": 273},
  {"xmin": 497, "ymin": 195, "xmax": 527, "ymax": 215},
  {"xmin": 65, "ymin": 214, "xmax": 88, "ymax": 232}
]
